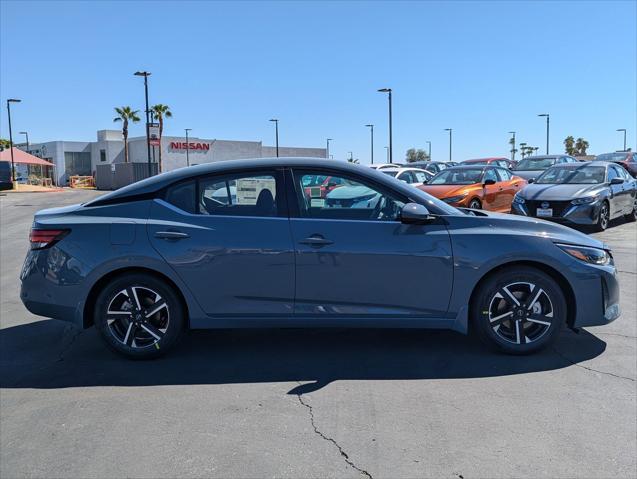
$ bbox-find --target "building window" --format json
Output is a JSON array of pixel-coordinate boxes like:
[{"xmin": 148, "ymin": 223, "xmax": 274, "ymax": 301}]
[
  {"xmin": 100, "ymin": 149, "xmax": 106, "ymax": 162},
  {"xmin": 64, "ymin": 151, "xmax": 91, "ymax": 176}
]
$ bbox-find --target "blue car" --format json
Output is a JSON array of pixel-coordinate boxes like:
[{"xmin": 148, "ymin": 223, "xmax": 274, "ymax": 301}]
[{"xmin": 20, "ymin": 158, "xmax": 620, "ymax": 359}]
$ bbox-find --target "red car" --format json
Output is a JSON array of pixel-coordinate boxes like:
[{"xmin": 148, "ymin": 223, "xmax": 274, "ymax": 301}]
[
  {"xmin": 461, "ymin": 157, "xmax": 517, "ymax": 169},
  {"xmin": 302, "ymin": 175, "xmax": 349, "ymax": 199},
  {"xmin": 594, "ymin": 152, "xmax": 637, "ymax": 178}
]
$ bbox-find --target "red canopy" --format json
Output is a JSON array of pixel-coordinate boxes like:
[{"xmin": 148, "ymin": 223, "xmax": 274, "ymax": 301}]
[{"xmin": 0, "ymin": 147, "xmax": 54, "ymax": 166}]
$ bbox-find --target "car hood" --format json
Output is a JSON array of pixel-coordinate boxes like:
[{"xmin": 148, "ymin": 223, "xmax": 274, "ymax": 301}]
[
  {"xmin": 519, "ymin": 183, "xmax": 606, "ymax": 201},
  {"xmin": 452, "ymin": 209, "xmax": 606, "ymax": 249},
  {"xmin": 419, "ymin": 184, "xmax": 473, "ymax": 198}
]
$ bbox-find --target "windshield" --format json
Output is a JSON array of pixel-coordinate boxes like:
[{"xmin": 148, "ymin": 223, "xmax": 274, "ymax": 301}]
[
  {"xmin": 535, "ymin": 165, "xmax": 606, "ymax": 184},
  {"xmin": 381, "ymin": 170, "xmax": 399, "ymax": 177},
  {"xmin": 514, "ymin": 158, "xmax": 556, "ymax": 170},
  {"xmin": 429, "ymin": 168, "xmax": 483, "ymax": 185},
  {"xmin": 596, "ymin": 153, "xmax": 628, "ymax": 163}
]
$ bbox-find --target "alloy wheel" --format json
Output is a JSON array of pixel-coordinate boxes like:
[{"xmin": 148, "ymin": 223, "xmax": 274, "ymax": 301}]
[
  {"xmin": 106, "ymin": 286, "xmax": 170, "ymax": 349},
  {"xmin": 487, "ymin": 282, "xmax": 553, "ymax": 345},
  {"xmin": 598, "ymin": 203, "xmax": 609, "ymax": 230},
  {"xmin": 469, "ymin": 199, "xmax": 481, "ymax": 209}
]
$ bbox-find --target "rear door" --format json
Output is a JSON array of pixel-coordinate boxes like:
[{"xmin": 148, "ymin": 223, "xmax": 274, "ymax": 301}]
[
  {"xmin": 288, "ymin": 168, "xmax": 453, "ymax": 319},
  {"xmin": 494, "ymin": 167, "xmax": 519, "ymax": 211},
  {"xmin": 147, "ymin": 169, "xmax": 295, "ymax": 317}
]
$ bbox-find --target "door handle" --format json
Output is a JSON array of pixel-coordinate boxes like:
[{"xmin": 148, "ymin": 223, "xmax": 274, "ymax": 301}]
[
  {"xmin": 300, "ymin": 235, "xmax": 333, "ymax": 247},
  {"xmin": 154, "ymin": 231, "xmax": 190, "ymax": 240}
]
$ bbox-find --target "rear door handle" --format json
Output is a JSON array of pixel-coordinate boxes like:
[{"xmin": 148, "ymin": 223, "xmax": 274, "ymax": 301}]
[
  {"xmin": 154, "ymin": 231, "xmax": 190, "ymax": 240},
  {"xmin": 300, "ymin": 235, "xmax": 333, "ymax": 247}
]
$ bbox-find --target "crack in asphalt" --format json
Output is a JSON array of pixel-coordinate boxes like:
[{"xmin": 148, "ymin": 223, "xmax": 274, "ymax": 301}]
[
  {"xmin": 617, "ymin": 270, "xmax": 636, "ymax": 275},
  {"xmin": 295, "ymin": 384, "xmax": 373, "ymax": 479},
  {"xmin": 596, "ymin": 332, "xmax": 637, "ymax": 339},
  {"xmin": 553, "ymin": 347, "xmax": 636, "ymax": 383}
]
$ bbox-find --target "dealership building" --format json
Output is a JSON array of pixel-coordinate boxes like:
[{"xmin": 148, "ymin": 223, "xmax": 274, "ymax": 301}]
[{"xmin": 22, "ymin": 130, "xmax": 326, "ymax": 185}]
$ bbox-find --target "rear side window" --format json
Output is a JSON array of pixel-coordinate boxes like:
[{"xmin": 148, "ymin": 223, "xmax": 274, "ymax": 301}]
[
  {"xmin": 164, "ymin": 180, "xmax": 196, "ymax": 213},
  {"xmin": 199, "ymin": 172, "xmax": 279, "ymax": 217}
]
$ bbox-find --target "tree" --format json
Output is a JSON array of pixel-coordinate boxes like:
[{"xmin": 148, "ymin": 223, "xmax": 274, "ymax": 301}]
[
  {"xmin": 405, "ymin": 148, "xmax": 429, "ymax": 163},
  {"xmin": 150, "ymin": 104, "xmax": 172, "ymax": 172},
  {"xmin": 0, "ymin": 139, "xmax": 11, "ymax": 151},
  {"xmin": 113, "ymin": 106, "xmax": 141, "ymax": 163},
  {"xmin": 574, "ymin": 137, "xmax": 589, "ymax": 156},
  {"xmin": 564, "ymin": 136, "xmax": 576, "ymax": 155}
]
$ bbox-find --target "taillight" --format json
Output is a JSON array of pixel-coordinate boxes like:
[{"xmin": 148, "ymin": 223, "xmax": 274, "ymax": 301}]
[{"xmin": 29, "ymin": 229, "xmax": 69, "ymax": 250}]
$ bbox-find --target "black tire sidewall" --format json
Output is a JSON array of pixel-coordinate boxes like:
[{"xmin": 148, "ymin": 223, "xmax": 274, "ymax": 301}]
[
  {"xmin": 472, "ymin": 267, "xmax": 566, "ymax": 354},
  {"xmin": 595, "ymin": 201, "xmax": 609, "ymax": 231},
  {"xmin": 94, "ymin": 273, "xmax": 184, "ymax": 359}
]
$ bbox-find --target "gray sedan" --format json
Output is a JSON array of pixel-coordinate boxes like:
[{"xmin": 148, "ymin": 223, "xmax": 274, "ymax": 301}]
[
  {"xmin": 512, "ymin": 161, "xmax": 637, "ymax": 231},
  {"xmin": 20, "ymin": 158, "xmax": 621, "ymax": 359}
]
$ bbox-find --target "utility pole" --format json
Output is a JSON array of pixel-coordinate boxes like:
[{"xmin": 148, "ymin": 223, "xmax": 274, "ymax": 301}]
[
  {"xmin": 377, "ymin": 88, "xmax": 392, "ymax": 163},
  {"xmin": 134, "ymin": 71, "xmax": 153, "ymax": 176},
  {"xmin": 185, "ymin": 128, "xmax": 192, "ymax": 166},
  {"xmin": 6, "ymin": 98, "xmax": 21, "ymax": 183},
  {"xmin": 508, "ymin": 131, "xmax": 516, "ymax": 162},
  {"xmin": 365, "ymin": 124, "xmax": 374, "ymax": 164}
]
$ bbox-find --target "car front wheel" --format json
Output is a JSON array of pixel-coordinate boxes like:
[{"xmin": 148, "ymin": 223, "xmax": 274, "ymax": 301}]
[
  {"xmin": 94, "ymin": 273, "xmax": 184, "ymax": 359},
  {"xmin": 472, "ymin": 267, "xmax": 566, "ymax": 354},
  {"xmin": 593, "ymin": 201, "xmax": 610, "ymax": 231}
]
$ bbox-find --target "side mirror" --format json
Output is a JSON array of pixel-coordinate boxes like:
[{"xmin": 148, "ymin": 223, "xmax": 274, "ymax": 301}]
[
  {"xmin": 610, "ymin": 177, "xmax": 624, "ymax": 185},
  {"xmin": 528, "ymin": 178, "xmax": 535, "ymax": 184},
  {"xmin": 401, "ymin": 203, "xmax": 433, "ymax": 225},
  {"xmin": 483, "ymin": 179, "xmax": 496, "ymax": 186}
]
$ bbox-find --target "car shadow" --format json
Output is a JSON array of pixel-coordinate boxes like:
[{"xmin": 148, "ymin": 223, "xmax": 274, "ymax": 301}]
[{"xmin": 0, "ymin": 320, "xmax": 606, "ymax": 394}]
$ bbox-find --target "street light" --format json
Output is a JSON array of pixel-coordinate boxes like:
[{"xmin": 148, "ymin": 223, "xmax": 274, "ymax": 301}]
[
  {"xmin": 365, "ymin": 124, "xmax": 374, "ymax": 164},
  {"xmin": 184, "ymin": 128, "xmax": 192, "ymax": 166},
  {"xmin": 6, "ymin": 98, "xmax": 21, "ymax": 183},
  {"xmin": 538, "ymin": 113, "xmax": 550, "ymax": 154},
  {"xmin": 384, "ymin": 146, "xmax": 389, "ymax": 162},
  {"xmin": 134, "ymin": 71, "xmax": 152, "ymax": 176},
  {"xmin": 19, "ymin": 131, "xmax": 29, "ymax": 152},
  {"xmin": 377, "ymin": 88, "xmax": 392, "ymax": 163},
  {"xmin": 348, "ymin": 151, "xmax": 353, "ymax": 161},
  {"xmin": 617, "ymin": 128, "xmax": 627, "ymax": 151},
  {"xmin": 444, "ymin": 128, "xmax": 452, "ymax": 162},
  {"xmin": 426, "ymin": 141, "xmax": 431, "ymax": 160},
  {"xmin": 269, "ymin": 119, "xmax": 279, "ymax": 157},
  {"xmin": 508, "ymin": 131, "xmax": 516, "ymax": 162},
  {"xmin": 326, "ymin": 138, "xmax": 333, "ymax": 159}
]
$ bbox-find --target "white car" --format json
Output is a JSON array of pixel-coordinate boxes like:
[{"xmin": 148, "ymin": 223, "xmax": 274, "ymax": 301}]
[
  {"xmin": 379, "ymin": 167, "xmax": 434, "ymax": 187},
  {"xmin": 369, "ymin": 163, "xmax": 404, "ymax": 170}
]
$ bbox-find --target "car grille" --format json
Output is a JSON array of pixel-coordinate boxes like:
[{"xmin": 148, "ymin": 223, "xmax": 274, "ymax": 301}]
[{"xmin": 526, "ymin": 200, "xmax": 572, "ymax": 217}]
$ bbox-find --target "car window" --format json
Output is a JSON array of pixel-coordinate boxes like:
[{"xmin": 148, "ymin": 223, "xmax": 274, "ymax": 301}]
[
  {"xmin": 413, "ymin": 171, "xmax": 429, "ymax": 183},
  {"xmin": 164, "ymin": 180, "xmax": 196, "ymax": 213},
  {"xmin": 199, "ymin": 172, "xmax": 279, "ymax": 217},
  {"xmin": 293, "ymin": 170, "xmax": 405, "ymax": 222},
  {"xmin": 618, "ymin": 166, "xmax": 631, "ymax": 179},
  {"xmin": 607, "ymin": 167, "xmax": 618, "ymax": 182},
  {"xmin": 483, "ymin": 168, "xmax": 498, "ymax": 182},
  {"xmin": 400, "ymin": 171, "xmax": 416, "ymax": 183},
  {"xmin": 496, "ymin": 168, "xmax": 512, "ymax": 181}
]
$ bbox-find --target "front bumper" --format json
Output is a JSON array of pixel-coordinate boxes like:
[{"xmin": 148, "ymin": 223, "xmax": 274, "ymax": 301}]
[{"xmin": 511, "ymin": 200, "xmax": 602, "ymax": 226}]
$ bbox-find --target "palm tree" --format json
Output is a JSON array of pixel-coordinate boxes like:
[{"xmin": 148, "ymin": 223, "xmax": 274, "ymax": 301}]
[
  {"xmin": 151, "ymin": 104, "xmax": 172, "ymax": 172},
  {"xmin": 575, "ymin": 137, "xmax": 589, "ymax": 156},
  {"xmin": 113, "ymin": 106, "xmax": 140, "ymax": 163},
  {"xmin": 564, "ymin": 136, "xmax": 576, "ymax": 155}
]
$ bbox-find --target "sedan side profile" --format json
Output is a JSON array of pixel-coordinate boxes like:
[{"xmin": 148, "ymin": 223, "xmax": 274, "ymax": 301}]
[
  {"xmin": 512, "ymin": 161, "xmax": 637, "ymax": 231},
  {"xmin": 418, "ymin": 165, "xmax": 526, "ymax": 211},
  {"xmin": 21, "ymin": 158, "xmax": 620, "ymax": 359}
]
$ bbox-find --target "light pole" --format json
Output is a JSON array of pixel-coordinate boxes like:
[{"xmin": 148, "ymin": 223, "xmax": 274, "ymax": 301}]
[
  {"xmin": 377, "ymin": 88, "xmax": 392, "ymax": 163},
  {"xmin": 19, "ymin": 131, "xmax": 29, "ymax": 152},
  {"xmin": 508, "ymin": 131, "xmax": 516, "ymax": 162},
  {"xmin": 134, "ymin": 71, "xmax": 152, "ymax": 176},
  {"xmin": 384, "ymin": 146, "xmax": 389, "ymax": 162},
  {"xmin": 6, "ymin": 98, "xmax": 21, "ymax": 183},
  {"xmin": 617, "ymin": 128, "xmax": 627, "ymax": 151},
  {"xmin": 538, "ymin": 113, "xmax": 549, "ymax": 154},
  {"xmin": 185, "ymin": 128, "xmax": 192, "ymax": 166},
  {"xmin": 326, "ymin": 138, "xmax": 333, "ymax": 159},
  {"xmin": 348, "ymin": 151, "xmax": 353, "ymax": 162},
  {"xmin": 365, "ymin": 124, "xmax": 374, "ymax": 164},
  {"xmin": 269, "ymin": 119, "xmax": 279, "ymax": 157},
  {"xmin": 444, "ymin": 128, "xmax": 452, "ymax": 162},
  {"xmin": 426, "ymin": 141, "xmax": 431, "ymax": 160}
]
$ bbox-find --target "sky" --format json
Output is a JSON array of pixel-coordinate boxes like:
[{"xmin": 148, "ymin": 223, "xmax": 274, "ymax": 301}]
[{"xmin": 1, "ymin": 0, "xmax": 635, "ymax": 164}]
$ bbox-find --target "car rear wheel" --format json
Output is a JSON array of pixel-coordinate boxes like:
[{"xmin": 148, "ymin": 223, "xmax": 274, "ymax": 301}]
[
  {"xmin": 469, "ymin": 198, "xmax": 482, "ymax": 209},
  {"xmin": 593, "ymin": 201, "xmax": 610, "ymax": 231},
  {"xmin": 94, "ymin": 273, "xmax": 184, "ymax": 359},
  {"xmin": 472, "ymin": 267, "xmax": 566, "ymax": 354},
  {"xmin": 624, "ymin": 198, "xmax": 636, "ymax": 222}
]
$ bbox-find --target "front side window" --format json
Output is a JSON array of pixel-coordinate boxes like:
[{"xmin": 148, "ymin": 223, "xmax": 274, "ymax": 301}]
[
  {"xmin": 200, "ymin": 172, "xmax": 278, "ymax": 217},
  {"xmin": 293, "ymin": 170, "xmax": 405, "ymax": 221},
  {"xmin": 483, "ymin": 168, "xmax": 498, "ymax": 183},
  {"xmin": 413, "ymin": 171, "xmax": 429, "ymax": 183}
]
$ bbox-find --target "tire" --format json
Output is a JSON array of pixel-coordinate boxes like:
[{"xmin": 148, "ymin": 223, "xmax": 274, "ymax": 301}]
[
  {"xmin": 468, "ymin": 198, "xmax": 482, "ymax": 210},
  {"xmin": 94, "ymin": 273, "xmax": 184, "ymax": 359},
  {"xmin": 471, "ymin": 266, "xmax": 566, "ymax": 355},
  {"xmin": 593, "ymin": 201, "xmax": 610, "ymax": 232},
  {"xmin": 624, "ymin": 198, "xmax": 637, "ymax": 222}
]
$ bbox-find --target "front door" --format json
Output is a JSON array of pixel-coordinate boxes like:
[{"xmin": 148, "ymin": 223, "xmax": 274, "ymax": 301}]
[
  {"xmin": 288, "ymin": 169, "xmax": 454, "ymax": 319},
  {"xmin": 148, "ymin": 169, "xmax": 295, "ymax": 317}
]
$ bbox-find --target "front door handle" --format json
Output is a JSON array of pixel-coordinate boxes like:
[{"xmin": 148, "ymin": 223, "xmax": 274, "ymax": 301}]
[
  {"xmin": 154, "ymin": 231, "xmax": 190, "ymax": 240},
  {"xmin": 300, "ymin": 235, "xmax": 333, "ymax": 247}
]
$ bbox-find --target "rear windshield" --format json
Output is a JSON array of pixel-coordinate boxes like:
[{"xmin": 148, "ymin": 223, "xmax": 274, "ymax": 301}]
[
  {"xmin": 514, "ymin": 158, "xmax": 556, "ymax": 170},
  {"xmin": 596, "ymin": 153, "xmax": 629, "ymax": 163}
]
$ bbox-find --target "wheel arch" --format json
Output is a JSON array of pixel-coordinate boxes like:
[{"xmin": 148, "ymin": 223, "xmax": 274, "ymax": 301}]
[
  {"xmin": 82, "ymin": 267, "xmax": 190, "ymax": 330},
  {"xmin": 468, "ymin": 260, "xmax": 577, "ymax": 329}
]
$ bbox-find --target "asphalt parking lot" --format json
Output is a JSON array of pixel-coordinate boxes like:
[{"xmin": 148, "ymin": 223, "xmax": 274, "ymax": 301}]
[{"xmin": 1, "ymin": 189, "xmax": 635, "ymax": 479}]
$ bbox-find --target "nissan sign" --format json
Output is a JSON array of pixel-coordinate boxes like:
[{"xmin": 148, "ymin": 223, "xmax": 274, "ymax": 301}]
[{"xmin": 169, "ymin": 142, "xmax": 210, "ymax": 151}]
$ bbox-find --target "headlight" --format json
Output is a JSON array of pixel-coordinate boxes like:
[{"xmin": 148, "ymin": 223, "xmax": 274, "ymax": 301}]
[
  {"xmin": 557, "ymin": 243, "xmax": 613, "ymax": 266},
  {"xmin": 513, "ymin": 194, "xmax": 525, "ymax": 204},
  {"xmin": 571, "ymin": 195, "xmax": 599, "ymax": 205},
  {"xmin": 442, "ymin": 194, "xmax": 467, "ymax": 203}
]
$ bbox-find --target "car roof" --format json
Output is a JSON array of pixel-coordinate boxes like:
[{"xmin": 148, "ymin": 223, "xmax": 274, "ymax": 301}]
[
  {"xmin": 521, "ymin": 155, "xmax": 568, "ymax": 160},
  {"xmin": 462, "ymin": 157, "xmax": 508, "ymax": 162}
]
